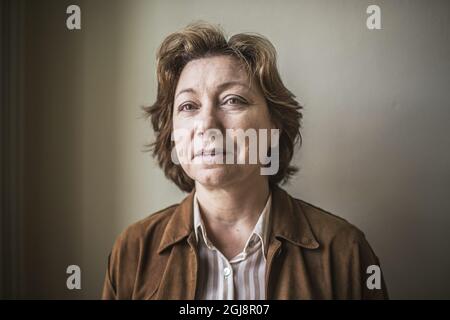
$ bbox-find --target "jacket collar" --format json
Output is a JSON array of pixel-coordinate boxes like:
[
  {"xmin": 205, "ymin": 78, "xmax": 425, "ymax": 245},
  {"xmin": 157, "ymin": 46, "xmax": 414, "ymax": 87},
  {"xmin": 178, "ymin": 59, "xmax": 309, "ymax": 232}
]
[
  {"xmin": 157, "ymin": 184, "xmax": 319, "ymax": 254},
  {"xmin": 269, "ymin": 185, "xmax": 319, "ymax": 249}
]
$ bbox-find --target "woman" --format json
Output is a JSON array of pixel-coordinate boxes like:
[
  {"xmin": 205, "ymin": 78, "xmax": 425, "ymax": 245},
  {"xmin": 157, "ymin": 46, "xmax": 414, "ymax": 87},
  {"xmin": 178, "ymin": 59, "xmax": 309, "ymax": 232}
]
[{"xmin": 102, "ymin": 22, "xmax": 388, "ymax": 300}]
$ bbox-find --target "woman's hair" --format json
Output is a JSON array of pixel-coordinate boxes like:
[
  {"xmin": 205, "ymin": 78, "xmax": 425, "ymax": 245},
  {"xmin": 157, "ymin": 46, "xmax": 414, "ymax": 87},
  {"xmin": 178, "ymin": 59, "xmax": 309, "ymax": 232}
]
[{"xmin": 144, "ymin": 21, "xmax": 303, "ymax": 192}]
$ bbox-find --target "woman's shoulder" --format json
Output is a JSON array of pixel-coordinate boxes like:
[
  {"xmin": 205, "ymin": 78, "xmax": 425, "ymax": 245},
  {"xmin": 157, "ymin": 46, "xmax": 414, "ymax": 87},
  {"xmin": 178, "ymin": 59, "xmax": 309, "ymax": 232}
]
[
  {"xmin": 116, "ymin": 203, "xmax": 180, "ymax": 244},
  {"xmin": 103, "ymin": 203, "xmax": 182, "ymax": 299},
  {"xmin": 292, "ymin": 196, "xmax": 388, "ymax": 299},
  {"xmin": 294, "ymin": 197, "xmax": 371, "ymax": 249}
]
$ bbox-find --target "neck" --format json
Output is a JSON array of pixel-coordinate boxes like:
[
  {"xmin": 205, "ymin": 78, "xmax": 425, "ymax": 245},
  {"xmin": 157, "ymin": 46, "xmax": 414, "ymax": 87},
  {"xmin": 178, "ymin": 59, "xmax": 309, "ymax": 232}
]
[{"xmin": 195, "ymin": 175, "xmax": 270, "ymax": 227}]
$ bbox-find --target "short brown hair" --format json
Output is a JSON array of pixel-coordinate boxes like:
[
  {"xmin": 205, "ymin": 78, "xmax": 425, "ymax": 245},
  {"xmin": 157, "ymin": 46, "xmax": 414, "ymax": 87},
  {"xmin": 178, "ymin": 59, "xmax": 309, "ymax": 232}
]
[{"xmin": 144, "ymin": 22, "xmax": 303, "ymax": 192}]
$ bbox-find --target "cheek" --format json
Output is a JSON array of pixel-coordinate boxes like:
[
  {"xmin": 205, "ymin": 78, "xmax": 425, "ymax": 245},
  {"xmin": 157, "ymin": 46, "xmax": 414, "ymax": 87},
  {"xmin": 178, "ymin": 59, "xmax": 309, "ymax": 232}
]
[
  {"xmin": 172, "ymin": 120, "xmax": 193, "ymax": 163},
  {"xmin": 230, "ymin": 106, "xmax": 272, "ymax": 130},
  {"xmin": 226, "ymin": 111, "xmax": 273, "ymax": 161},
  {"xmin": 174, "ymin": 134, "xmax": 193, "ymax": 165}
]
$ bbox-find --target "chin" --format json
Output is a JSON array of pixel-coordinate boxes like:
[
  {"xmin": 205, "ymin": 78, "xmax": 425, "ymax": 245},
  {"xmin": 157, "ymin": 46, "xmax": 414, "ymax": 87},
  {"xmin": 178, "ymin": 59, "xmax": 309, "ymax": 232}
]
[{"xmin": 192, "ymin": 166, "xmax": 239, "ymax": 188}]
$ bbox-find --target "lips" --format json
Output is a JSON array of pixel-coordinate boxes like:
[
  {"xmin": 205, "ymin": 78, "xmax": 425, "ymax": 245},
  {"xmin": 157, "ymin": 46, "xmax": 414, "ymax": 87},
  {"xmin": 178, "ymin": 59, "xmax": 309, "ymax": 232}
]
[{"xmin": 193, "ymin": 149, "xmax": 227, "ymax": 158}]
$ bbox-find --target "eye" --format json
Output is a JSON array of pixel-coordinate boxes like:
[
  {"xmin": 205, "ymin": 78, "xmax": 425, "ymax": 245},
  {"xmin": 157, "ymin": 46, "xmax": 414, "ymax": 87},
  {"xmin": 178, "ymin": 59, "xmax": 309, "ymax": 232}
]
[
  {"xmin": 178, "ymin": 103, "xmax": 197, "ymax": 112},
  {"xmin": 224, "ymin": 96, "xmax": 247, "ymax": 106}
]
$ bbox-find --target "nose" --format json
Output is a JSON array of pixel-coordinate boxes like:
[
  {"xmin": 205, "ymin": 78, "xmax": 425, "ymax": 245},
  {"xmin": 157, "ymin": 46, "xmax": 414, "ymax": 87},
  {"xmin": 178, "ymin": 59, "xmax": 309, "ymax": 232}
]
[
  {"xmin": 195, "ymin": 101, "xmax": 224, "ymax": 138},
  {"xmin": 192, "ymin": 102, "xmax": 226, "ymax": 155}
]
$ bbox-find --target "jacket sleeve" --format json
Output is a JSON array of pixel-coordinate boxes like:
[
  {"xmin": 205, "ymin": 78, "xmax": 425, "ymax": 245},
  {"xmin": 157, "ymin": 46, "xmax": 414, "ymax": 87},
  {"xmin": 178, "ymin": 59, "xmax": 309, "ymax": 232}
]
[
  {"xmin": 102, "ymin": 253, "xmax": 117, "ymax": 299},
  {"xmin": 101, "ymin": 225, "xmax": 142, "ymax": 300},
  {"xmin": 331, "ymin": 226, "xmax": 389, "ymax": 299},
  {"xmin": 352, "ymin": 231, "xmax": 389, "ymax": 299}
]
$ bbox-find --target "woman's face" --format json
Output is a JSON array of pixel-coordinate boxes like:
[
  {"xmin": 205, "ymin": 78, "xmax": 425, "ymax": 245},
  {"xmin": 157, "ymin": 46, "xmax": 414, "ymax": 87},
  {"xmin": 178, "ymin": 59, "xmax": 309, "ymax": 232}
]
[{"xmin": 172, "ymin": 55, "xmax": 274, "ymax": 189}]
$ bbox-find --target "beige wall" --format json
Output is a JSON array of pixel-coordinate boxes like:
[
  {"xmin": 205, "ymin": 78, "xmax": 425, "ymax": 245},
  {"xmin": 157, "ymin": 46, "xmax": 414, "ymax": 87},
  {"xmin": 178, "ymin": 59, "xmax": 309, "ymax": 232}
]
[{"xmin": 22, "ymin": 0, "xmax": 450, "ymax": 298}]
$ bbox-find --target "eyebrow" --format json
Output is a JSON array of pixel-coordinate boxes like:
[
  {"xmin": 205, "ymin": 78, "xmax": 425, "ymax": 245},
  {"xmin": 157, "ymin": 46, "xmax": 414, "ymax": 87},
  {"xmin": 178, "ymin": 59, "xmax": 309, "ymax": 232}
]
[{"xmin": 175, "ymin": 81, "xmax": 251, "ymax": 100}]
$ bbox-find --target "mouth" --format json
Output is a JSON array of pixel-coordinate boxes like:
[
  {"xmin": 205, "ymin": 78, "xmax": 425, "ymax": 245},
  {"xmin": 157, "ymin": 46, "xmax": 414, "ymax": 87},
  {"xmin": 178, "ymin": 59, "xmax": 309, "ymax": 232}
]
[{"xmin": 193, "ymin": 149, "xmax": 228, "ymax": 159}]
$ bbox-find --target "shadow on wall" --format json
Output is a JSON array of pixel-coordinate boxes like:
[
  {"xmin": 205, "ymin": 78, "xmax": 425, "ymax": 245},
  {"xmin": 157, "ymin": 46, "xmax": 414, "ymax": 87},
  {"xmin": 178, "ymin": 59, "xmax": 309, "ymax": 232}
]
[{"xmin": 22, "ymin": 0, "xmax": 124, "ymax": 298}]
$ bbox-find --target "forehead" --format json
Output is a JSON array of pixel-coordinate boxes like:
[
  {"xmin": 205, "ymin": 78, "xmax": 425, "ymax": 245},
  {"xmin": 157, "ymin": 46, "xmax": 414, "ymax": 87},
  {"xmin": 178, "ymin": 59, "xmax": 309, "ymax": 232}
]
[{"xmin": 176, "ymin": 55, "xmax": 250, "ymax": 91}]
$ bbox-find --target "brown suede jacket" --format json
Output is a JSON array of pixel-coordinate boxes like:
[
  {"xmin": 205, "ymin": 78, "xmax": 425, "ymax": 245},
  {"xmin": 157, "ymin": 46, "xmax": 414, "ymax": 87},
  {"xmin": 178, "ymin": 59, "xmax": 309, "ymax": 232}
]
[{"xmin": 102, "ymin": 185, "xmax": 388, "ymax": 299}]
